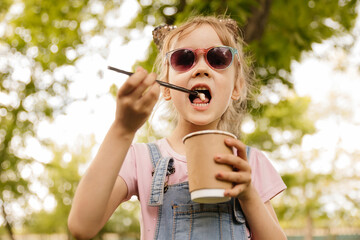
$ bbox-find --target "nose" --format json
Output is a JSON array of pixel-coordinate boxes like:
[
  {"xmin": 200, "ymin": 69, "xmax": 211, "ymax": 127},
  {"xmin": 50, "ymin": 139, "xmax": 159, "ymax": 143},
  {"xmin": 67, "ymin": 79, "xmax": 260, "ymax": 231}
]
[{"xmin": 192, "ymin": 55, "xmax": 210, "ymax": 78}]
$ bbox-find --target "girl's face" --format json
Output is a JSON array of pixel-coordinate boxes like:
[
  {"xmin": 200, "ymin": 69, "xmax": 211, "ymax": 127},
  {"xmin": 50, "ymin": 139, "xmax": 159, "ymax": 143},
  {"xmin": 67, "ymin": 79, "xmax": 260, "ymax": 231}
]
[{"xmin": 166, "ymin": 24, "xmax": 241, "ymax": 129}]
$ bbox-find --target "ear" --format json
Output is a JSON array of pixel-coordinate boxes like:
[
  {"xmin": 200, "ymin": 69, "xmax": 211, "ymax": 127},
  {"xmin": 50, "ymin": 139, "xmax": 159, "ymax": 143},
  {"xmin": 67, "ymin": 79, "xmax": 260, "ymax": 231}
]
[
  {"xmin": 163, "ymin": 87, "xmax": 171, "ymax": 100},
  {"xmin": 231, "ymin": 77, "xmax": 242, "ymax": 100}
]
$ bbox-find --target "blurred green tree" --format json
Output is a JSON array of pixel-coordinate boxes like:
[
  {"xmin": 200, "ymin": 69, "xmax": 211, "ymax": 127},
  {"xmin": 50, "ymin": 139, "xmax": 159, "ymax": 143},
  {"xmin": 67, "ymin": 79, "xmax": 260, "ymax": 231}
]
[
  {"xmin": 0, "ymin": 0, "xmax": 122, "ymax": 238},
  {"xmin": 22, "ymin": 136, "xmax": 141, "ymax": 239},
  {"xmin": 0, "ymin": 0, "xmax": 359, "ymax": 238},
  {"xmin": 272, "ymin": 87, "xmax": 360, "ymax": 238},
  {"xmin": 22, "ymin": 138, "xmax": 92, "ymax": 236}
]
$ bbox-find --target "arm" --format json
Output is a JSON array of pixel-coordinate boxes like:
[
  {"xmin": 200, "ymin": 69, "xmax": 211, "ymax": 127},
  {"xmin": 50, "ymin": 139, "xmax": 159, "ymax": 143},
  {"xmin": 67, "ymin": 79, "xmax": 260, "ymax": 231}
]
[
  {"xmin": 68, "ymin": 67, "xmax": 160, "ymax": 239},
  {"xmin": 237, "ymin": 186, "xmax": 287, "ymax": 239},
  {"xmin": 215, "ymin": 138, "xmax": 287, "ymax": 240}
]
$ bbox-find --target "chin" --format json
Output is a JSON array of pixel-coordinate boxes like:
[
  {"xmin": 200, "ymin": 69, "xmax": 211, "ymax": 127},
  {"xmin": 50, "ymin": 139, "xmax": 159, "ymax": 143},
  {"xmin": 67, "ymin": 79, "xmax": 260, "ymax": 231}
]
[{"xmin": 188, "ymin": 120, "xmax": 219, "ymax": 130}]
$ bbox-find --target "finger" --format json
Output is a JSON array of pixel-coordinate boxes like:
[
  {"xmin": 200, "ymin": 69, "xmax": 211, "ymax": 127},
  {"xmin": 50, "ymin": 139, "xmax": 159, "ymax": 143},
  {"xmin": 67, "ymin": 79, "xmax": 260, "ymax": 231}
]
[
  {"xmin": 224, "ymin": 138, "xmax": 247, "ymax": 161},
  {"xmin": 117, "ymin": 67, "xmax": 148, "ymax": 96},
  {"xmin": 140, "ymin": 79, "xmax": 160, "ymax": 108},
  {"xmin": 215, "ymin": 171, "xmax": 251, "ymax": 185},
  {"xmin": 214, "ymin": 154, "xmax": 249, "ymax": 171},
  {"xmin": 224, "ymin": 185, "xmax": 248, "ymax": 197},
  {"xmin": 132, "ymin": 72, "xmax": 157, "ymax": 97},
  {"xmin": 129, "ymin": 79, "xmax": 160, "ymax": 120}
]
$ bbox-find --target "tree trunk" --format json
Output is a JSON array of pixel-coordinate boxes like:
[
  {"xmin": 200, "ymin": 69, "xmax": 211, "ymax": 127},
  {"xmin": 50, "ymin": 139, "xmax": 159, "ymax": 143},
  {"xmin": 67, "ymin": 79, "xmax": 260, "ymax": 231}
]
[
  {"xmin": 304, "ymin": 213, "xmax": 313, "ymax": 240},
  {"xmin": 243, "ymin": 0, "xmax": 272, "ymax": 43},
  {"xmin": 1, "ymin": 201, "xmax": 15, "ymax": 240}
]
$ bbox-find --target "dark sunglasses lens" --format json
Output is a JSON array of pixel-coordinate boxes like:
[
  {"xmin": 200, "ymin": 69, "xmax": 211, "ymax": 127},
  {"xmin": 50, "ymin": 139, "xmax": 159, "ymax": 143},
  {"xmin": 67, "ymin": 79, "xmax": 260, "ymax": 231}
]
[
  {"xmin": 170, "ymin": 49, "xmax": 195, "ymax": 71},
  {"xmin": 207, "ymin": 47, "xmax": 233, "ymax": 69}
]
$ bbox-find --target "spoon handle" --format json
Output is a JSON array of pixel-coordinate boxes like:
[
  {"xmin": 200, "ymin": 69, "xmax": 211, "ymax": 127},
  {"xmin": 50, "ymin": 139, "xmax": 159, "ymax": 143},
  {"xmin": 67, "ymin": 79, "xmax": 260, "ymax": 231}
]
[{"xmin": 107, "ymin": 66, "xmax": 198, "ymax": 96}]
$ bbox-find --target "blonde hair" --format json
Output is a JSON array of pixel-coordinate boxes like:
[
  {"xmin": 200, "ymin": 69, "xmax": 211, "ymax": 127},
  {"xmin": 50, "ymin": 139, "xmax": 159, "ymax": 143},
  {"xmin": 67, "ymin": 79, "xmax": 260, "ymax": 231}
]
[{"xmin": 153, "ymin": 16, "xmax": 253, "ymax": 139}]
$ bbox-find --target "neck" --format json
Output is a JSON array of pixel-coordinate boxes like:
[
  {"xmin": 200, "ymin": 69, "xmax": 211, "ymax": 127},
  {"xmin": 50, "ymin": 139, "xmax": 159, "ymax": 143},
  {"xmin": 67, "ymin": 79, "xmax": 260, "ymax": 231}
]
[{"xmin": 166, "ymin": 120, "xmax": 219, "ymax": 155}]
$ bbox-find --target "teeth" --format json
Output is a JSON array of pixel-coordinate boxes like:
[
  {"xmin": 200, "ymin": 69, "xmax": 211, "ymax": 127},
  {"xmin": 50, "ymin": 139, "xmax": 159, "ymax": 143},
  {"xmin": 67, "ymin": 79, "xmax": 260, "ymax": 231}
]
[
  {"xmin": 193, "ymin": 87, "xmax": 209, "ymax": 91},
  {"xmin": 192, "ymin": 103, "xmax": 209, "ymax": 106}
]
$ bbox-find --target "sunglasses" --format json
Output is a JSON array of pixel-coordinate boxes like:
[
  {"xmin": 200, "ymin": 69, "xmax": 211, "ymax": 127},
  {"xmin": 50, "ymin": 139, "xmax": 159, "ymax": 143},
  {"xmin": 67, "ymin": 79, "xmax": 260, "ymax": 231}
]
[{"xmin": 165, "ymin": 46, "xmax": 238, "ymax": 72}]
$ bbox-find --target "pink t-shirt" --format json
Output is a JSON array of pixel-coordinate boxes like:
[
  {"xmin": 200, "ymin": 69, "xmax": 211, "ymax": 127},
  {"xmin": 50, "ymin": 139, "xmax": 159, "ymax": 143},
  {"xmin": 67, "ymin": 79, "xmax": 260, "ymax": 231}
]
[{"xmin": 119, "ymin": 138, "xmax": 286, "ymax": 240}]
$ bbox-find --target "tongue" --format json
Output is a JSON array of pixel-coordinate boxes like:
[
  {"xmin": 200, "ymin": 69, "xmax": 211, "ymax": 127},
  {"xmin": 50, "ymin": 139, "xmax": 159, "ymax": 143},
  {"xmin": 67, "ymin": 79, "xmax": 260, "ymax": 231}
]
[{"xmin": 192, "ymin": 97, "xmax": 209, "ymax": 104}]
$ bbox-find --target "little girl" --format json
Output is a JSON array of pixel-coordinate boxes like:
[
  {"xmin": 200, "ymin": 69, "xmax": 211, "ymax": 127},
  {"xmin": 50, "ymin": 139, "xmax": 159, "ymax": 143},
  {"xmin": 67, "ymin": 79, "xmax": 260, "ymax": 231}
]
[{"xmin": 68, "ymin": 16, "xmax": 287, "ymax": 240}]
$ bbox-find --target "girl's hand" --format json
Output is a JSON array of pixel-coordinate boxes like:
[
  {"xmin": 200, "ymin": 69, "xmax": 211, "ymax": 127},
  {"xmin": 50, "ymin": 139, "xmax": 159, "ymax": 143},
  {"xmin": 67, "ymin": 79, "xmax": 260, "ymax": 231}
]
[
  {"xmin": 114, "ymin": 67, "xmax": 160, "ymax": 135},
  {"xmin": 214, "ymin": 138, "xmax": 252, "ymax": 200}
]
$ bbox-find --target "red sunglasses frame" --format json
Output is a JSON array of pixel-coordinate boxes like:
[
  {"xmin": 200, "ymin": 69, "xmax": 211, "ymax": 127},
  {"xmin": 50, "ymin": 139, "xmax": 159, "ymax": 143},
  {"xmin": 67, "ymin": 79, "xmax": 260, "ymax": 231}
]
[{"xmin": 165, "ymin": 46, "xmax": 239, "ymax": 72}]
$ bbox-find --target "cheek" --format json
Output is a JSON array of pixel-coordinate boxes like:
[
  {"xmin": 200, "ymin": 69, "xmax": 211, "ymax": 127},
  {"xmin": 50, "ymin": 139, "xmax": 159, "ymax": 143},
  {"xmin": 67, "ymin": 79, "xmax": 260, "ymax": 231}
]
[
  {"xmin": 171, "ymin": 90, "xmax": 189, "ymax": 106},
  {"xmin": 168, "ymin": 72, "xmax": 178, "ymax": 86},
  {"xmin": 222, "ymin": 90, "xmax": 233, "ymax": 107},
  {"xmin": 216, "ymin": 80, "xmax": 235, "ymax": 106},
  {"xmin": 168, "ymin": 72, "xmax": 190, "ymax": 90},
  {"xmin": 219, "ymin": 72, "xmax": 236, "ymax": 91}
]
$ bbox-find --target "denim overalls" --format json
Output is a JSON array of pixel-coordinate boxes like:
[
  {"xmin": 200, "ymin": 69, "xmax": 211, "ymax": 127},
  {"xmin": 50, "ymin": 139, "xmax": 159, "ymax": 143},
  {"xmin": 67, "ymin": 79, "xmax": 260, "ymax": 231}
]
[{"xmin": 147, "ymin": 143, "xmax": 250, "ymax": 240}]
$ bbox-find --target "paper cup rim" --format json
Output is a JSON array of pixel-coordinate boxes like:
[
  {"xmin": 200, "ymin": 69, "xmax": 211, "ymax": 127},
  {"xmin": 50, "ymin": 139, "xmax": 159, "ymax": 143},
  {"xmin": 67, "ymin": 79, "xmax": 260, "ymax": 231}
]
[{"xmin": 182, "ymin": 130, "xmax": 237, "ymax": 144}]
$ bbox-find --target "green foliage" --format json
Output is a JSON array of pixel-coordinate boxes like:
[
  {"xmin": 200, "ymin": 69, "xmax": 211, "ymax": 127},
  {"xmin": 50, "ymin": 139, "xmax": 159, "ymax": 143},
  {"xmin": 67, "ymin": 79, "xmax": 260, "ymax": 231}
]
[
  {"xmin": 0, "ymin": 0, "xmax": 359, "ymax": 237},
  {"xmin": 23, "ymin": 138, "xmax": 93, "ymax": 233},
  {"xmin": 0, "ymin": 0, "xmax": 11, "ymax": 19},
  {"xmin": 6, "ymin": 0, "xmax": 85, "ymax": 69},
  {"xmin": 0, "ymin": 0, "xmax": 120, "ymax": 236},
  {"xmin": 273, "ymin": 150, "xmax": 354, "ymax": 230},
  {"xmin": 272, "ymin": 89, "xmax": 360, "ymax": 230},
  {"xmin": 103, "ymin": 200, "xmax": 141, "ymax": 239},
  {"xmin": 134, "ymin": 42, "xmax": 159, "ymax": 72},
  {"xmin": 252, "ymin": 0, "xmax": 358, "ymax": 79},
  {"xmin": 244, "ymin": 96, "xmax": 316, "ymax": 151}
]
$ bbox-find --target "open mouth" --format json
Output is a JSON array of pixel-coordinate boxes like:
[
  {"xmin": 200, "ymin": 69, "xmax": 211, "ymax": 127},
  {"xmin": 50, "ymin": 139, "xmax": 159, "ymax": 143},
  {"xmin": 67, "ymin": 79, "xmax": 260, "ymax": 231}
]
[{"xmin": 189, "ymin": 87, "xmax": 212, "ymax": 104}]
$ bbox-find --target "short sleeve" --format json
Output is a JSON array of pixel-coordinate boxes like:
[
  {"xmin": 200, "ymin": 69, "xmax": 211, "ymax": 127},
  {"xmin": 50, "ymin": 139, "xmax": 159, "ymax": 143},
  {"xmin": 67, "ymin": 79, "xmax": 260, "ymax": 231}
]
[
  {"xmin": 249, "ymin": 148, "xmax": 286, "ymax": 203},
  {"xmin": 119, "ymin": 145, "xmax": 138, "ymax": 201}
]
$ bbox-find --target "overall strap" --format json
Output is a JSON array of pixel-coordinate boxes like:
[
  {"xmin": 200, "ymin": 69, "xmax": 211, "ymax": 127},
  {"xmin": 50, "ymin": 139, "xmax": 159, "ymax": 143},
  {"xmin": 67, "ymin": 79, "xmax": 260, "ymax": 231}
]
[
  {"xmin": 246, "ymin": 146, "xmax": 251, "ymax": 160},
  {"xmin": 147, "ymin": 143, "xmax": 175, "ymax": 206},
  {"xmin": 147, "ymin": 143, "xmax": 163, "ymax": 168}
]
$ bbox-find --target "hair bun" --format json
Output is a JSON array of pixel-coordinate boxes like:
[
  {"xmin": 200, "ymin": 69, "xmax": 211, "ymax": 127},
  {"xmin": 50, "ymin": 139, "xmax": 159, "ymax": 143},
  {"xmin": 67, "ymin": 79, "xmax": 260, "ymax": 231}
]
[
  {"xmin": 152, "ymin": 24, "xmax": 177, "ymax": 50},
  {"xmin": 219, "ymin": 18, "xmax": 240, "ymax": 39}
]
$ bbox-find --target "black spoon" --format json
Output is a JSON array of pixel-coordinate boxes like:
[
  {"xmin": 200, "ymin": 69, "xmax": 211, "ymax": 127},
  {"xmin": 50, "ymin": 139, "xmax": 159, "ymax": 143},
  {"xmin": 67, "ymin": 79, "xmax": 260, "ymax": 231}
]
[{"xmin": 107, "ymin": 66, "xmax": 205, "ymax": 100}]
